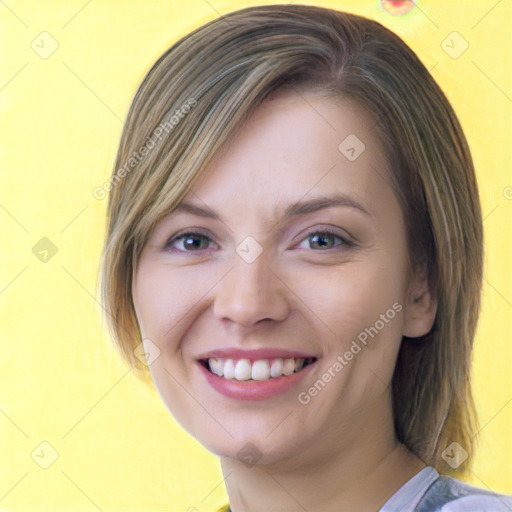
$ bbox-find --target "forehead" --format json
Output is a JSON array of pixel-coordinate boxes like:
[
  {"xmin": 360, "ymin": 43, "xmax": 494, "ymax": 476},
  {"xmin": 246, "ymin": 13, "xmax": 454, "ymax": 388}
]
[{"xmin": 176, "ymin": 91, "xmax": 394, "ymax": 223}]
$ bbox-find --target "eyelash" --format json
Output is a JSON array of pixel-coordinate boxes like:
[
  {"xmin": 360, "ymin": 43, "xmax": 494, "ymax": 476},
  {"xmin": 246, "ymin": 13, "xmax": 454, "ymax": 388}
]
[{"xmin": 164, "ymin": 228, "xmax": 355, "ymax": 253}]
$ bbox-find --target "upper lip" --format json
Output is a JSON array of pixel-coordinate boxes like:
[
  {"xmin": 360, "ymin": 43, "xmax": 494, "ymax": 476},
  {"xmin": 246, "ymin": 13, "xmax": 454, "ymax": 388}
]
[{"xmin": 196, "ymin": 348, "xmax": 319, "ymax": 361}]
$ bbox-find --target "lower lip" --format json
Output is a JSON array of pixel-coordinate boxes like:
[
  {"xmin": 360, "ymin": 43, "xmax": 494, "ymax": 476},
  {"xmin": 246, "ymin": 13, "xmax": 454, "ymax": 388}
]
[{"xmin": 197, "ymin": 360, "xmax": 318, "ymax": 401}]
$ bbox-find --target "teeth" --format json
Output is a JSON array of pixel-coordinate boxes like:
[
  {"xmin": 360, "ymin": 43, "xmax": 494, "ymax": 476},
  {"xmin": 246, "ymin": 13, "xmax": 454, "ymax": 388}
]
[
  {"xmin": 209, "ymin": 357, "xmax": 225, "ymax": 377},
  {"xmin": 283, "ymin": 358, "xmax": 295, "ymax": 375},
  {"xmin": 223, "ymin": 359, "xmax": 235, "ymax": 379},
  {"xmin": 207, "ymin": 357, "xmax": 310, "ymax": 381},
  {"xmin": 270, "ymin": 358, "xmax": 284, "ymax": 378},
  {"xmin": 252, "ymin": 359, "xmax": 270, "ymax": 380},
  {"xmin": 235, "ymin": 359, "xmax": 252, "ymax": 381}
]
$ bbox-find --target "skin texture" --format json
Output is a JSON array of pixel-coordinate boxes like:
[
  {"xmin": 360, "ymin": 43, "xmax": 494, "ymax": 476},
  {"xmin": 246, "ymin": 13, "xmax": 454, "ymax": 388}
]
[{"xmin": 132, "ymin": 91, "xmax": 437, "ymax": 511}]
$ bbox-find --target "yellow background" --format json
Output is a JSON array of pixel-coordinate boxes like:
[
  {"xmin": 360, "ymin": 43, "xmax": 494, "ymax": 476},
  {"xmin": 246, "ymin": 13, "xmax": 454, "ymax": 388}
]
[{"xmin": 1, "ymin": 0, "xmax": 510, "ymax": 510}]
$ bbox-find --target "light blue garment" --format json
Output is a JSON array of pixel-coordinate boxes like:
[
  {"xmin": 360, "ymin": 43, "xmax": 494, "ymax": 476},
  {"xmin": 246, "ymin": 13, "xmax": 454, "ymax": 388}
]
[
  {"xmin": 379, "ymin": 465, "xmax": 512, "ymax": 511},
  {"xmin": 218, "ymin": 465, "xmax": 512, "ymax": 511}
]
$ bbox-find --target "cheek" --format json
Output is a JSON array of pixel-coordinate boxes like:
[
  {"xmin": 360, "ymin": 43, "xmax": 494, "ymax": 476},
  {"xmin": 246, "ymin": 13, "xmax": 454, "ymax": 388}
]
[
  {"xmin": 132, "ymin": 262, "xmax": 203, "ymax": 345},
  {"xmin": 132, "ymin": 263, "xmax": 206, "ymax": 428},
  {"xmin": 295, "ymin": 258, "xmax": 404, "ymax": 341}
]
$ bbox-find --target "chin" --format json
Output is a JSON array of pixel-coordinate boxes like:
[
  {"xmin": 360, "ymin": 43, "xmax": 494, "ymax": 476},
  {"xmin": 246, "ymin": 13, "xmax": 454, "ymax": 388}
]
[{"xmin": 199, "ymin": 429, "xmax": 304, "ymax": 467}]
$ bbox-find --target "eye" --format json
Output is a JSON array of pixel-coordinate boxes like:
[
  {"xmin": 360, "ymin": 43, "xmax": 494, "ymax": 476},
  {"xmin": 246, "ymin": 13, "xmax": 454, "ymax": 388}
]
[
  {"xmin": 296, "ymin": 228, "xmax": 354, "ymax": 251},
  {"xmin": 165, "ymin": 231, "xmax": 216, "ymax": 252},
  {"xmin": 164, "ymin": 228, "xmax": 355, "ymax": 253}
]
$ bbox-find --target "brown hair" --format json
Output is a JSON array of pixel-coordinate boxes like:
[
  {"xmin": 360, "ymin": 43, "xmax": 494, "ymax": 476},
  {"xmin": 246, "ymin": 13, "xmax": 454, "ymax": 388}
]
[{"xmin": 97, "ymin": 4, "xmax": 483, "ymax": 478}]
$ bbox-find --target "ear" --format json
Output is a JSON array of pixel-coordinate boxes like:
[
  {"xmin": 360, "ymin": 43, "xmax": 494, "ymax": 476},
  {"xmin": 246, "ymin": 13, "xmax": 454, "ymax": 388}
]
[{"xmin": 402, "ymin": 264, "xmax": 437, "ymax": 338}]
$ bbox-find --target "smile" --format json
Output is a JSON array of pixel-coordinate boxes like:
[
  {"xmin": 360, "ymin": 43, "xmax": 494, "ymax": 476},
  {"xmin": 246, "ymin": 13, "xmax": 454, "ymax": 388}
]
[
  {"xmin": 197, "ymin": 357, "xmax": 319, "ymax": 401},
  {"xmin": 200, "ymin": 357, "xmax": 318, "ymax": 381}
]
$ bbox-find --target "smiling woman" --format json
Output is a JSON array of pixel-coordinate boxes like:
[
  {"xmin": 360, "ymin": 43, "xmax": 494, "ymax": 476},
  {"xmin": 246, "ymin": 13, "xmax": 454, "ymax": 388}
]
[{"xmin": 97, "ymin": 4, "xmax": 511, "ymax": 512}]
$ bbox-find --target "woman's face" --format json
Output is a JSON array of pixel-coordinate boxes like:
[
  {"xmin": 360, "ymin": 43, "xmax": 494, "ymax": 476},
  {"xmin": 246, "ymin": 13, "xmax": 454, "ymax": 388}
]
[{"xmin": 132, "ymin": 91, "xmax": 434, "ymax": 466}]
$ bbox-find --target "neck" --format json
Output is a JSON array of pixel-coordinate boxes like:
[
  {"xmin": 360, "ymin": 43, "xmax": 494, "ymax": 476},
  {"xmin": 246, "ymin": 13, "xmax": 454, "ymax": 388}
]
[{"xmin": 220, "ymin": 430, "xmax": 426, "ymax": 512}]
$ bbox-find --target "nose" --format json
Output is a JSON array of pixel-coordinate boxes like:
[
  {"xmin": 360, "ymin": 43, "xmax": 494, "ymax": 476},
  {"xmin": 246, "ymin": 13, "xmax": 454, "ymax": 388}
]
[{"xmin": 212, "ymin": 250, "xmax": 291, "ymax": 329}]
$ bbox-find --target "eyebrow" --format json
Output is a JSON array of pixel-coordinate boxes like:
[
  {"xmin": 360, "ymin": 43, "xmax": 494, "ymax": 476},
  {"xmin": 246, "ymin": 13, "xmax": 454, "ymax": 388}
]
[{"xmin": 170, "ymin": 193, "xmax": 373, "ymax": 226}]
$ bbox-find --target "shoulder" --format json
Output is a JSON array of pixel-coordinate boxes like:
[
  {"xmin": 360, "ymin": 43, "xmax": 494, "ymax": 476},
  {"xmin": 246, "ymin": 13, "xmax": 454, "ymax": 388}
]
[{"xmin": 415, "ymin": 474, "xmax": 512, "ymax": 512}]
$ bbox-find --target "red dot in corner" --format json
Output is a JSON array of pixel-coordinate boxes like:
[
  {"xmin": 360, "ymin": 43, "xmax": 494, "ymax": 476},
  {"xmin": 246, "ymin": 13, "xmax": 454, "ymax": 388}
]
[{"xmin": 381, "ymin": 0, "xmax": 416, "ymax": 15}]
